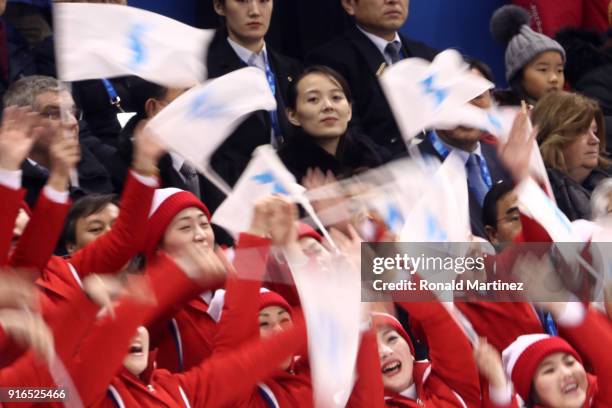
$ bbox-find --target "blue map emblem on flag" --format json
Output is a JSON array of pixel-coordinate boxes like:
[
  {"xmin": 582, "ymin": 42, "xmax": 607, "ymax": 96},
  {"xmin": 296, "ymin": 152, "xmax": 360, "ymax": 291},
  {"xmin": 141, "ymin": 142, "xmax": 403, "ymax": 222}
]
[
  {"xmin": 487, "ymin": 112, "xmax": 502, "ymax": 132},
  {"xmin": 127, "ymin": 23, "xmax": 149, "ymax": 69},
  {"xmin": 251, "ymin": 171, "xmax": 288, "ymax": 194},
  {"xmin": 188, "ymin": 90, "xmax": 229, "ymax": 119},
  {"xmin": 385, "ymin": 203, "xmax": 404, "ymax": 233},
  {"xmin": 420, "ymin": 74, "xmax": 449, "ymax": 108},
  {"xmin": 426, "ymin": 212, "xmax": 448, "ymax": 242}
]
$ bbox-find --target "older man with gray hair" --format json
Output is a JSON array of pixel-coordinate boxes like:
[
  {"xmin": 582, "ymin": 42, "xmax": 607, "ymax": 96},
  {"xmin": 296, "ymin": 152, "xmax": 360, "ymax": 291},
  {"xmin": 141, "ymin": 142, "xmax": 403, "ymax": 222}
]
[{"xmin": 3, "ymin": 75, "xmax": 113, "ymax": 205}]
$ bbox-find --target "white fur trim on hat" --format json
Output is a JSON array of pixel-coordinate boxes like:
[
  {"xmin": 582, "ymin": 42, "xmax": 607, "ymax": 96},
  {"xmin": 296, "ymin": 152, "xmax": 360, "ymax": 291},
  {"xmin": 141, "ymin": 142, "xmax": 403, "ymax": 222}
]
[
  {"xmin": 149, "ymin": 188, "xmax": 185, "ymax": 217},
  {"xmin": 502, "ymin": 333, "xmax": 550, "ymax": 378}
]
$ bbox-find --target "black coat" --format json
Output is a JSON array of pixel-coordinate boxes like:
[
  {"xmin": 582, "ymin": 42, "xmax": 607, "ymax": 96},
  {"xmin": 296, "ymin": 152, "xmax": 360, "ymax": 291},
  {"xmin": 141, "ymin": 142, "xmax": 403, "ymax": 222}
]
[
  {"xmin": 21, "ymin": 142, "xmax": 113, "ymax": 208},
  {"xmin": 547, "ymin": 167, "xmax": 610, "ymax": 221},
  {"xmin": 0, "ymin": 19, "xmax": 37, "ymax": 107},
  {"xmin": 417, "ymin": 137, "xmax": 511, "ymax": 238},
  {"xmin": 108, "ymin": 115, "xmax": 234, "ymax": 246},
  {"xmin": 307, "ymin": 25, "xmax": 438, "ymax": 158},
  {"xmin": 205, "ymin": 31, "xmax": 303, "ymax": 185},
  {"xmin": 278, "ymin": 128, "xmax": 383, "ymax": 184},
  {"xmin": 575, "ymin": 65, "xmax": 612, "ymax": 154}
]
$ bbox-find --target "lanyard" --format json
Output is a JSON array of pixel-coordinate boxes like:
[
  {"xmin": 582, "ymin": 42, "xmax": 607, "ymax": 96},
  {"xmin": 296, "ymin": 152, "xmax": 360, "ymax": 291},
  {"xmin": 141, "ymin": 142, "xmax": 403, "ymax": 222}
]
[
  {"xmin": 537, "ymin": 309, "xmax": 559, "ymax": 336},
  {"xmin": 262, "ymin": 53, "xmax": 283, "ymax": 145},
  {"xmin": 427, "ymin": 131, "xmax": 493, "ymax": 189},
  {"xmin": 101, "ymin": 78, "xmax": 125, "ymax": 112}
]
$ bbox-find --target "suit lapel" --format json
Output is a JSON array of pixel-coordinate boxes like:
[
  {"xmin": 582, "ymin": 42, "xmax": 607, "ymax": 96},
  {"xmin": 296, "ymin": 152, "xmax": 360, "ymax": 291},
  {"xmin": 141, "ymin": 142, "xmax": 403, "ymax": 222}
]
[{"xmin": 345, "ymin": 26, "xmax": 388, "ymax": 77}]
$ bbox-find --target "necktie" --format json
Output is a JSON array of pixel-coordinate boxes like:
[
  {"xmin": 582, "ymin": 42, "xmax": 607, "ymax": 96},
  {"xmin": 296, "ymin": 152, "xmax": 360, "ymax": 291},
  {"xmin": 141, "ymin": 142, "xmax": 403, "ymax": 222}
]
[
  {"xmin": 180, "ymin": 162, "xmax": 200, "ymax": 198},
  {"xmin": 384, "ymin": 41, "xmax": 403, "ymax": 65},
  {"xmin": 465, "ymin": 154, "xmax": 489, "ymax": 207}
]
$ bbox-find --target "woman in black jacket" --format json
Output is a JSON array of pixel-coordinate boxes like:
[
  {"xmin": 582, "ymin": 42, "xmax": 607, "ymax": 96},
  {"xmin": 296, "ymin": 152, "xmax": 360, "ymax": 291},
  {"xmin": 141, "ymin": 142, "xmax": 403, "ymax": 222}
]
[
  {"xmin": 532, "ymin": 91, "xmax": 611, "ymax": 220},
  {"xmin": 278, "ymin": 65, "xmax": 383, "ymax": 184}
]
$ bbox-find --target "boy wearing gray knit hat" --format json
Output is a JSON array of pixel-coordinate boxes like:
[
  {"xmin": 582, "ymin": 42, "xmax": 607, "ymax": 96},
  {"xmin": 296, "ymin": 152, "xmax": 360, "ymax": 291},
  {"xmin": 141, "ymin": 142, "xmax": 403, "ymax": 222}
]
[{"xmin": 490, "ymin": 5, "xmax": 566, "ymax": 105}]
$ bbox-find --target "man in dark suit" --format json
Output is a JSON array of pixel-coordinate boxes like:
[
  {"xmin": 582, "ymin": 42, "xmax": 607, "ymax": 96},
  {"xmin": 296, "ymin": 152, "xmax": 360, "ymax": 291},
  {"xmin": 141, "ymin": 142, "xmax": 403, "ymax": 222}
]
[
  {"xmin": 205, "ymin": 0, "xmax": 302, "ymax": 205},
  {"xmin": 3, "ymin": 75, "xmax": 113, "ymax": 207},
  {"xmin": 417, "ymin": 126, "xmax": 511, "ymax": 239},
  {"xmin": 308, "ymin": 0, "xmax": 437, "ymax": 158}
]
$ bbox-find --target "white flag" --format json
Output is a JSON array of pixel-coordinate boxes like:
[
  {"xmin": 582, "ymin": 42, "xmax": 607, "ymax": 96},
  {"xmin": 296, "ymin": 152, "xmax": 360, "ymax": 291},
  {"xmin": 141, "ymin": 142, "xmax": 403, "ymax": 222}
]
[
  {"xmin": 54, "ymin": 3, "xmax": 214, "ymax": 87},
  {"xmin": 212, "ymin": 145, "xmax": 304, "ymax": 237},
  {"xmin": 379, "ymin": 49, "xmax": 493, "ymax": 141},
  {"xmin": 432, "ymin": 104, "xmax": 518, "ymax": 141},
  {"xmin": 289, "ymin": 255, "xmax": 362, "ymax": 408},
  {"xmin": 400, "ymin": 152, "xmax": 471, "ymax": 243},
  {"xmin": 146, "ymin": 67, "xmax": 277, "ymax": 193}
]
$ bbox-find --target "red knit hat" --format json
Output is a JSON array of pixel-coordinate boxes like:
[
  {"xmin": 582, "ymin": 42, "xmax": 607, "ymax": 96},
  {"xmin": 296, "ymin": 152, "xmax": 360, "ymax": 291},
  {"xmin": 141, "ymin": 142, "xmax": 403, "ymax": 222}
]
[
  {"xmin": 259, "ymin": 289, "xmax": 293, "ymax": 317},
  {"xmin": 371, "ymin": 312, "xmax": 415, "ymax": 357},
  {"xmin": 502, "ymin": 334, "xmax": 582, "ymax": 400},
  {"xmin": 297, "ymin": 222, "xmax": 322, "ymax": 242},
  {"xmin": 144, "ymin": 188, "xmax": 211, "ymax": 259}
]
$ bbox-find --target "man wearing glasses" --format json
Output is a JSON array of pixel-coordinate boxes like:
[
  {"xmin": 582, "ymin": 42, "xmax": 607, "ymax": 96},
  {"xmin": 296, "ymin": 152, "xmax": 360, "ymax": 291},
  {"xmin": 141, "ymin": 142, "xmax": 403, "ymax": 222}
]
[{"xmin": 3, "ymin": 75, "xmax": 113, "ymax": 206}]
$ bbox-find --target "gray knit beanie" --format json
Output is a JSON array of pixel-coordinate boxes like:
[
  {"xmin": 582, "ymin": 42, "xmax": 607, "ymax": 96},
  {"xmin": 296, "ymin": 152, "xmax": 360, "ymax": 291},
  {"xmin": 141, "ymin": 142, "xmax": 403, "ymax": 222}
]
[{"xmin": 490, "ymin": 5, "xmax": 566, "ymax": 82}]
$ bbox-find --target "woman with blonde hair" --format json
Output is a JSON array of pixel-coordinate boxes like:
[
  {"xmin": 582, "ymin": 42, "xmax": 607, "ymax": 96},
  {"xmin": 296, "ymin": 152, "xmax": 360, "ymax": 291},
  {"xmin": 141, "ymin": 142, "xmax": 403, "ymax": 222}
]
[{"xmin": 532, "ymin": 91, "xmax": 611, "ymax": 220}]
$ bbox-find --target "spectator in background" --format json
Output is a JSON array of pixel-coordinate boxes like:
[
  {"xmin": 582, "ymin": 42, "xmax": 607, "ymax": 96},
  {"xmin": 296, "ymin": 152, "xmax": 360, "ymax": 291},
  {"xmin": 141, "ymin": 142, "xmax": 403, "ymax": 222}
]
[
  {"xmin": 555, "ymin": 27, "xmax": 612, "ymax": 152},
  {"xmin": 2, "ymin": 0, "xmax": 51, "ymax": 48},
  {"xmin": 482, "ymin": 180, "xmax": 522, "ymax": 249},
  {"xmin": 416, "ymin": 57, "xmax": 510, "ymax": 238},
  {"xmin": 512, "ymin": 0, "xmax": 611, "ymax": 37},
  {"xmin": 532, "ymin": 91, "xmax": 611, "ymax": 221},
  {"xmin": 35, "ymin": 1, "xmax": 133, "ymax": 149},
  {"xmin": 0, "ymin": 0, "xmax": 37, "ymax": 105},
  {"xmin": 308, "ymin": 0, "xmax": 437, "ymax": 159},
  {"xmin": 205, "ymin": 0, "xmax": 302, "ymax": 213},
  {"xmin": 278, "ymin": 65, "xmax": 382, "ymax": 183},
  {"xmin": 3, "ymin": 75, "xmax": 113, "ymax": 206},
  {"xmin": 490, "ymin": 4, "xmax": 566, "ymax": 107}
]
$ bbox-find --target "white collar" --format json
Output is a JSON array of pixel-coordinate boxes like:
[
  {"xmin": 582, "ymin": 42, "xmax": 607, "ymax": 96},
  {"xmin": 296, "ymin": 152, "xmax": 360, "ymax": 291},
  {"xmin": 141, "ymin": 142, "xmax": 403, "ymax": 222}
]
[
  {"xmin": 399, "ymin": 383, "xmax": 417, "ymax": 399},
  {"xmin": 169, "ymin": 151, "xmax": 185, "ymax": 174},
  {"xmin": 227, "ymin": 36, "xmax": 268, "ymax": 67},
  {"xmin": 433, "ymin": 131, "xmax": 483, "ymax": 164},
  {"xmin": 356, "ymin": 25, "xmax": 402, "ymax": 64},
  {"xmin": 27, "ymin": 157, "xmax": 47, "ymax": 170}
]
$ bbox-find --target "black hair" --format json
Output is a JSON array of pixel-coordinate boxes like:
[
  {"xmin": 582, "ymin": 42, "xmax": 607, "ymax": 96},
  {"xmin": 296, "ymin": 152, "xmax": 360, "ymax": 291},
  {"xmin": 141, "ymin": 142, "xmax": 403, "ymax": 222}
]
[
  {"xmin": 464, "ymin": 56, "xmax": 496, "ymax": 84},
  {"xmin": 62, "ymin": 193, "xmax": 119, "ymax": 247},
  {"xmin": 482, "ymin": 180, "xmax": 515, "ymax": 229},
  {"xmin": 286, "ymin": 65, "xmax": 352, "ymax": 110},
  {"xmin": 555, "ymin": 27, "xmax": 612, "ymax": 86},
  {"xmin": 125, "ymin": 77, "xmax": 168, "ymax": 117}
]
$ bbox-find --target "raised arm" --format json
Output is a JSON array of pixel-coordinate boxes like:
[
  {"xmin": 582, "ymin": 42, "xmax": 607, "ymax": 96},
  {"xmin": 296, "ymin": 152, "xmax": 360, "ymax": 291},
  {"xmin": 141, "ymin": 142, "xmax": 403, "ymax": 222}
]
[
  {"xmin": 68, "ymin": 127, "xmax": 164, "ymax": 277},
  {"xmin": 0, "ymin": 107, "xmax": 44, "ymax": 265},
  {"xmin": 398, "ymin": 301, "xmax": 481, "ymax": 407},
  {"xmin": 9, "ymin": 131, "xmax": 79, "ymax": 272}
]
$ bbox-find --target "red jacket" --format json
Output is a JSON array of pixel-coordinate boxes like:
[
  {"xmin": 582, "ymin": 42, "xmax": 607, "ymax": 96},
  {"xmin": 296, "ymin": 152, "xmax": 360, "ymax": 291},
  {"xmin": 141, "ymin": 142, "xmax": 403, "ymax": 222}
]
[
  {"xmin": 485, "ymin": 307, "xmax": 611, "ymax": 408},
  {"xmin": 213, "ymin": 233, "xmax": 314, "ymax": 407},
  {"xmin": 0, "ymin": 172, "xmax": 155, "ymax": 367},
  {"xmin": 63, "ymin": 251, "xmax": 307, "ymax": 408},
  {"xmin": 0, "ymin": 184, "xmax": 25, "ymax": 265},
  {"xmin": 9, "ymin": 188, "xmax": 71, "ymax": 272},
  {"xmin": 512, "ymin": 0, "xmax": 610, "ymax": 36},
  {"xmin": 349, "ymin": 301, "xmax": 482, "ymax": 408},
  {"xmin": 35, "ymin": 171, "xmax": 155, "ymax": 317}
]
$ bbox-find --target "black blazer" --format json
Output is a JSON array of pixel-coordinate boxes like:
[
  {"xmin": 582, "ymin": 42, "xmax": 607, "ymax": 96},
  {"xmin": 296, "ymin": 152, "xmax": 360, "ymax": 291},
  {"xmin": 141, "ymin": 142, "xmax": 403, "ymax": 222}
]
[
  {"xmin": 21, "ymin": 143, "xmax": 113, "ymax": 208},
  {"xmin": 417, "ymin": 137, "xmax": 511, "ymax": 238},
  {"xmin": 278, "ymin": 128, "xmax": 383, "ymax": 184},
  {"xmin": 205, "ymin": 31, "xmax": 303, "ymax": 186},
  {"xmin": 308, "ymin": 25, "xmax": 438, "ymax": 158}
]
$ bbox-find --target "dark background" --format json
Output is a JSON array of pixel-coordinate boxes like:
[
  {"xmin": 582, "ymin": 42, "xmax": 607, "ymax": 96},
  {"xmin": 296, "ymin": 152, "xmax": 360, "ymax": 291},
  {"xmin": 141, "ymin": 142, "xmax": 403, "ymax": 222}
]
[{"xmin": 129, "ymin": 0, "xmax": 509, "ymax": 84}]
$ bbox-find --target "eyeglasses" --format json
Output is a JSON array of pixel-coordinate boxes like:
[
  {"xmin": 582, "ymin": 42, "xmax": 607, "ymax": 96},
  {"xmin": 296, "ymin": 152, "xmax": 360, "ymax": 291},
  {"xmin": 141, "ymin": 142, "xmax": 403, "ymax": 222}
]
[
  {"xmin": 38, "ymin": 107, "xmax": 84, "ymax": 122},
  {"xmin": 497, "ymin": 210, "xmax": 521, "ymax": 225}
]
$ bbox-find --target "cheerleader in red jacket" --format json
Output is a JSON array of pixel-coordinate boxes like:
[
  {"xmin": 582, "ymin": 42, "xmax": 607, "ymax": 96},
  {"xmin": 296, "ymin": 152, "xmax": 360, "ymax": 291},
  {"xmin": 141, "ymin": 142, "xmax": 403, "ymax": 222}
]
[
  {"xmin": 142, "ymin": 187, "xmax": 221, "ymax": 372},
  {"xmin": 476, "ymin": 300, "xmax": 612, "ymax": 408},
  {"xmin": 205, "ymin": 195, "xmax": 314, "ymax": 407},
  {"xmin": 344, "ymin": 291, "xmax": 481, "ymax": 407}
]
